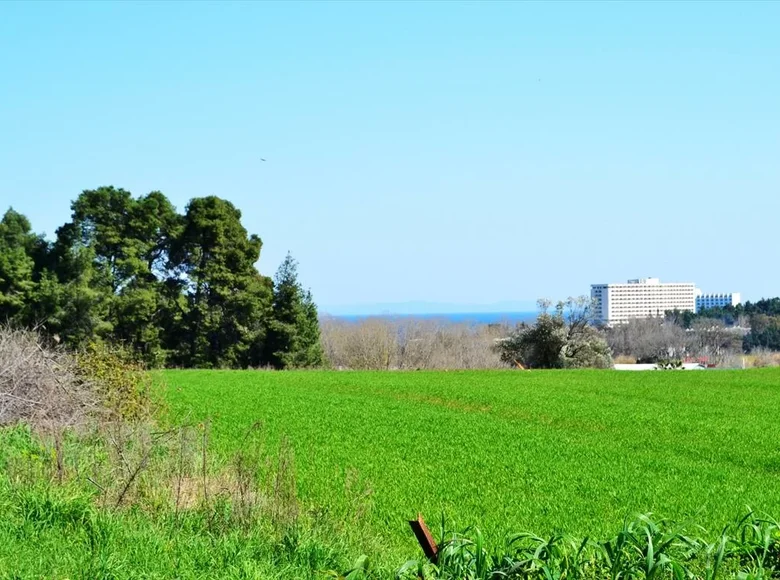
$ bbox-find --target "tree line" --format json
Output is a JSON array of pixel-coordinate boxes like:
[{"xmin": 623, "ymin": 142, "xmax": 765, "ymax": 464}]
[
  {"xmin": 320, "ymin": 316, "xmax": 506, "ymax": 370},
  {"xmin": 0, "ymin": 187, "xmax": 323, "ymax": 369},
  {"xmin": 496, "ymin": 296, "xmax": 780, "ymax": 370},
  {"xmin": 666, "ymin": 299, "xmax": 780, "ymax": 352}
]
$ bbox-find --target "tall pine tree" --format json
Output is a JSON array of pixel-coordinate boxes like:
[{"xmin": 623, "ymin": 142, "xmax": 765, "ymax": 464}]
[
  {"xmin": 0, "ymin": 209, "xmax": 41, "ymax": 324},
  {"xmin": 53, "ymin": 187, "xmax": 181, "ymax": 362},
  {"xmin": 170, "ymin": 196, "xmax": 273, "ymax": 368},
  {"xmin": 265, "ymin": 253, "xmax": 324, "ymax": 369}
]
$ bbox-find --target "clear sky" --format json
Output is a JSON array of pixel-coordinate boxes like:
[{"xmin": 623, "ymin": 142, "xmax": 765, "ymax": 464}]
[{"xmin": 1, "ymin": 1, "xmax": 778, "ymax": 314}]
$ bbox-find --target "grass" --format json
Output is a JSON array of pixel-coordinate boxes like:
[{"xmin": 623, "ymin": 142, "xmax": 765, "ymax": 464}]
[
  {"xmin": 0, "ymin": 423, "xmax": 361, "ymax": 579},
  {"xmin": 163, "ymin": 368, "xmax": 780, "ymax": 566},
  {"xmin": 2, "ymin": 367, "xmax": 780, "ymax": 577},
  {"xmin": 0, "ymin": 485, "xmax": 353, "ymax": 578}
]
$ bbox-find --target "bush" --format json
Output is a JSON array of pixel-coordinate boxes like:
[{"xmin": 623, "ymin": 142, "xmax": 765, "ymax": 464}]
[
  {"xmin": 495, "ymin": 298, "xmax": 612, "ymax": 369},
  {"xmin": 0, "ymin": 328, "xmax": 158, "ymax": 429},
  {"xmin": 748, "ymin": 348, "xmax": 780, "ymax": 368},
  {"xmin": 0, "ymin": 327, "xmax": 98, "ymax": 429},
  {"xmin": 656, "ymin": 358, "xmax": 684, "ymax": 370},
  {"xmin": 75, "ymin": 342, "xmax": 158, "ymax": 422}
]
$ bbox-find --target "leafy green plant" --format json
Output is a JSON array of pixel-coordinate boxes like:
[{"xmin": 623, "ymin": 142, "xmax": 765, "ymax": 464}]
[
  {"xmin": 397, "ymin": 513, "xmax": 780, "ymax": 580},
  {"xmin": 76, "ymin": 341, "xmax": 160, "ymax": 422}
]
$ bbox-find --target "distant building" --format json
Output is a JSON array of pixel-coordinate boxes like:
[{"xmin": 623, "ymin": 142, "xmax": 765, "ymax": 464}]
[
  {"xmin": 591, "ymin": 277, "xmax": 697, "ymax": 324},
  {"xmin": 591, "ymin": 277, "xmax": 741, "ymax": 324},
  {"xmin": 695, "ymin": 291, "xmax": 741, "ymax": 313}
]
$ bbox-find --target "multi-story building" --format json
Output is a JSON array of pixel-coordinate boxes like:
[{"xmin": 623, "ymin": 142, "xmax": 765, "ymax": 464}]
[
  {"xmin": 591, "ymin": 278, "xmax": 697, "ymax": 324},
  {"xmin": 695, "ymin": 291, "xmax": 741, "ymax": 312}
]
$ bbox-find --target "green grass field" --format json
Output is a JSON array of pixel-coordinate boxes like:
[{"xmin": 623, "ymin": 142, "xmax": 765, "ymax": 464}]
[
  {"xmin": 164, "ymin": 368, "xmax": 780, "ymax": 563},
  {"xmin": 3, "ymin": 368, "xmax": 780, "ymax": 578}
]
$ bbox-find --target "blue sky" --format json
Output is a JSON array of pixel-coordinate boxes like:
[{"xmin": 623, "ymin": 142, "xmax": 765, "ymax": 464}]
[{"xmin": 1, "ymin": 2, "xmax": 777, "ymax": 315}]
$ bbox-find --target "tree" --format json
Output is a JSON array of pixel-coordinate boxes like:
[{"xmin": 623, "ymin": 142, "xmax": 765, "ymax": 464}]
[
  {"xmin": 0, "ymin": 209, "xmax": 40, "ymax": 324},
  {"xmin": 605, "ymin": 317, "xmax": 690, "ymax": 363},
  {"xmin": 53, "ymin": 187, "xmax": 182, "ymax": 363},
  {"xmin": 496, "ymin": 297, "xmax": 612, "ymax": 369},
  {"xmin": 563, "ymin": 324, "xmax": 614, "ymax": 369},
  {"xmin": 170, "ymin": 196, "xmax": 273, "ymax": 368},
  {"xmin": 44, "ymin": 244, "xmax": 114, "ymax": 346},
  {"xmin": 665, "ymin": 309, "xmax": 697, "ymax": 329},
  {"xmin": 265, "ymin": 253, "xmax": 324, "ymax": 369},
  {"xmin": 688, "ymin": 319, "xmax": 743, "ymax": 363},
  {"xmin": 68, "ymin": 187, "xmax": 134, "ymax": 290},
  {"xmin": 744, "ymin": 314, "xmax": 780, "ymax": 352},
  {"xmin": 111, "ymin": 191, "xmax": 181, "ymax": 365},
  {"xmin": 2, "ymin": 188, "xmax": 328, "ymax": 369}
]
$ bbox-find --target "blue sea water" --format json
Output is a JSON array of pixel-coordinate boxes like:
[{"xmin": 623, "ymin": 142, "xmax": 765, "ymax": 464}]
[{"xmin": 332, "ymin": 311, "xmax": 537, "ymax": 325}]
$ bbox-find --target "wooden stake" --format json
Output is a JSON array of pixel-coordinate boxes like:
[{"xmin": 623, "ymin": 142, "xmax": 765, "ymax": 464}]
[{"xmin": 408, "ymin": 514, "xmax": 439, "ymax": 563}]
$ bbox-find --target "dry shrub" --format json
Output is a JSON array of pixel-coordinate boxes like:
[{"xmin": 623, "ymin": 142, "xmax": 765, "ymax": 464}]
[
  {"xmin": 0, "ymin": 329, "xmax": 306, "ymax": 542},
  {"xmin": 748, "ymin": 348, "xmax": 780, "ymax": 368},
  {"xmin": 93, "ymin": 421, "xmax": 300, "ymax": 534},
  {"xmin": 606, "ymin": 318, "xmax": 745, "ymax": 366},
  {"xmin": 718, "ymin": 353, "xmax": 747, "ymax": 369},
  {"xmin": 0, "ymin": 327, "xmax": 99, "ymax": 429},
  {"xmin": 320, "ymin": 318, "xmax": 396, "ymax": 370},
  {"xmin": 0, "ymin": 327, "xmax": 158, "ymax": 430}
]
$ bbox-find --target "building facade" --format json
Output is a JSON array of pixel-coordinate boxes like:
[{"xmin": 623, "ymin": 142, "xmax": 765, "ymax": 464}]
[
  {"xmin": 695, "ymin": 292, "xmax": 741, "ymax": 312},
  {"xmin": 591, "ymin": 278, "xmax": 697, "ymax": 324}
]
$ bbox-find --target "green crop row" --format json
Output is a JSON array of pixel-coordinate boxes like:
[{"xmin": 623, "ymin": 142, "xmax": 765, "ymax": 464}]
[
  {"xmin": 164, "ymin": 368, "xmax": 780, "ymax": 565},
  {"xmin": 392, "ymin": 511, "xmax": 780, "ymax": 579}
]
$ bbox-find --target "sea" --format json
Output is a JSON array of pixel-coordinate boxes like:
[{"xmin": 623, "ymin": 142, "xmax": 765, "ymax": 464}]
[{"xmin": 330, "ymin": 311, "xmax": 537, "ymax": 326}]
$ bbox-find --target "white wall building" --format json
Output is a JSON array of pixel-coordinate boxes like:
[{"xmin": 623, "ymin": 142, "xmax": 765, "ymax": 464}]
[
  {"xmin": 695, "ymin": 291, "xmax": 741, "ymax": 312},
  {"xmin": 591, "ymin": 278, "xmax": 697, "ymax": 324}
]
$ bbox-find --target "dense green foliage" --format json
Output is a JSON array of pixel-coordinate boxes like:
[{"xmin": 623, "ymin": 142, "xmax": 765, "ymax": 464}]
[
  {"xmin": 0, "ymin": 188, "xmax": 321, "ymax": 368},
  {"xmin": 497, "ymin": 298, "xmax": 612, "ymax": 368},
  {"xmin": 164, "ymin": 368, "xmax": 780, "ymax": 563},
  {"xmin": 0, "ymin": 209, "xmax": 42, "ymax": 322},
  {"xmin": 744, "ymin": 313, "xmax": 780, "ymax": 353},
  {"xmin": 265, "ymin": 253, "xmax": 324, "ymax": 369}
]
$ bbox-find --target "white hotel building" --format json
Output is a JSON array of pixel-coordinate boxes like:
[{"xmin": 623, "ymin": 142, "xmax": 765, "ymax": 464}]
[{"xmin": 591, "ymin": 278, "xmax": 741, "ymax": 324}]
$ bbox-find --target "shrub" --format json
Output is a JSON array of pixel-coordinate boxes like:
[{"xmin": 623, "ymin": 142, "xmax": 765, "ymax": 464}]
[
  {"xmin": 0, "ymin": 327, "xmax": 158, "ymax": 429},
  {"xmin": 75, "ymin": 342, "xmax": 158, "ymax": 422},
  {"xmin": 748, "ymin": 348, "xmax": 780, "ymax": 368},
  {"xmin": 319, "ymin": 317, "xmax": 505, "ymax": 370},
  {"xmin": 656, "ymin": 358, "xmax": 684, "ymax": 370},
  {"xmin": 0, "ymin": 327, "xmax": 98, "ymax": 429},
  {"xmin": 495, "ymin": 298, "xmax": 612, "ymax": 369}
]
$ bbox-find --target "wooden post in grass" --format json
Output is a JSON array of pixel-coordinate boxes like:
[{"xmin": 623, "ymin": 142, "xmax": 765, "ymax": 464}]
[{"xmin": 409, "ymin": 514, "xmax": 439, "ymax": 563}]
